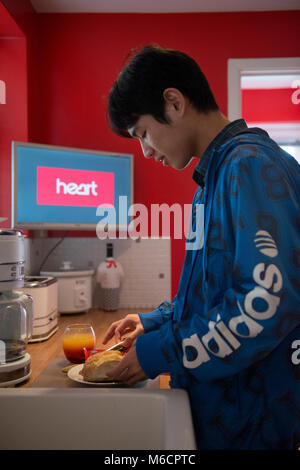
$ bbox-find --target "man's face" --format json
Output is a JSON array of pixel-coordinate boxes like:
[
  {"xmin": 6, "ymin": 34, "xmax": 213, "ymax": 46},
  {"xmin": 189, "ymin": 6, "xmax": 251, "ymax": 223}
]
[{"xmin": 128, "ymin": 114, "xmax": 194, "ymax": 170}]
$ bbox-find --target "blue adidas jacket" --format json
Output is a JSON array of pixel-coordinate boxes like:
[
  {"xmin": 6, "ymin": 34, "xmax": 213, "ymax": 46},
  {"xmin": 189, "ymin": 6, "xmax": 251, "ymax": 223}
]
[{"xmin": 136, "ymin": 120, "xmax": 300, "ymax": 450}]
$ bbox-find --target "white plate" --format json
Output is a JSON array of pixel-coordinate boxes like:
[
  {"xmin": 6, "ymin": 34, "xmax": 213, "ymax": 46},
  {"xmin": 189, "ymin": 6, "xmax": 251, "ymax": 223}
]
[{"xmin": 67, "ymin": 364, "xmax": 125, "ymax": 387}]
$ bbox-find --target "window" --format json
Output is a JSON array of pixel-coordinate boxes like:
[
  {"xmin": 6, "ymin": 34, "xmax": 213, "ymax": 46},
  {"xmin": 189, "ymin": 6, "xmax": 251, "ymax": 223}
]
[{"xmin": 228, "ymin": 58, "xmax": 300, "ymax": 164}]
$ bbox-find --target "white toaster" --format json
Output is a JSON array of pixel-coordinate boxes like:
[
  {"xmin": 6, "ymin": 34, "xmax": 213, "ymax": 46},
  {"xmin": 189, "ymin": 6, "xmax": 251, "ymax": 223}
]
[{"xmin": 21, "ymin": 276, "xmax": 58, "ymax": 342}]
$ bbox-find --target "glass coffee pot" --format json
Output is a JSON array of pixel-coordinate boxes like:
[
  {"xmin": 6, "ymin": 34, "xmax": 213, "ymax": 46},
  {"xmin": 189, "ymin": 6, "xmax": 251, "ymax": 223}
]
[{"xmin": 0, "ymin": 291, "xmax": 28, "ymax": 363}]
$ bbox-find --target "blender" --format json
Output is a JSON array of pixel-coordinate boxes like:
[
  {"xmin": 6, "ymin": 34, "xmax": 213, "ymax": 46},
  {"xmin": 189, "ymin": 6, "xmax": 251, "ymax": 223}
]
[{"xmin": 0, "ymin": 230, "xmax": 32, "ymax": 386}]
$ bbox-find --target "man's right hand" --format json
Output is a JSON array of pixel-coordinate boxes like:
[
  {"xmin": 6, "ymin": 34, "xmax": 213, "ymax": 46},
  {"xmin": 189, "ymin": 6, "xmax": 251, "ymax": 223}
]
[{"xmin": 102, "ymin": 314, "xmax": 145, "ymax": 349}]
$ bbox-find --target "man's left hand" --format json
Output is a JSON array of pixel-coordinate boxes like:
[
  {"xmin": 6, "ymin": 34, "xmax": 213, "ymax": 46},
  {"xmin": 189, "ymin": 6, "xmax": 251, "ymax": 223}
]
[{"xmin": 106, "ymin": 340, "xmax": 148, "ymax": 386}]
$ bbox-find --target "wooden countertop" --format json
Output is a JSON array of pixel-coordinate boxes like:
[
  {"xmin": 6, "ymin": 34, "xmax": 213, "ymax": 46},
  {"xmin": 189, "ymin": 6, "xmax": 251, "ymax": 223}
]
[{"xmin": 21, "ymin": 308, "xmax": 170, "ymax": 389}]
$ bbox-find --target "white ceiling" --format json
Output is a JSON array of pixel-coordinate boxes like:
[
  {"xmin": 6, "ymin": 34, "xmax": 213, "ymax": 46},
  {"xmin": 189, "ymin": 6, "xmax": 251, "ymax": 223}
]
[{"xmin": 30, "ymin": 0, "xmax": 300, "ymax": 13}]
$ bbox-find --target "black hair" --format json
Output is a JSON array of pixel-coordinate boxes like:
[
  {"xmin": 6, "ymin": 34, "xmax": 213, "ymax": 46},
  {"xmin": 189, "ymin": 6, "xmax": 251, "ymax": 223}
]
[{"xmin": 107, "ymin": 44, "xmax": 219, "ymax": 138}]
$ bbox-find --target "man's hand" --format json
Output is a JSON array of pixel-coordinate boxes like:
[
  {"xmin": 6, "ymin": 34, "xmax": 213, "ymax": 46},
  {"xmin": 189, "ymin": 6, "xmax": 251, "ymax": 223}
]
[
  {"xmin": 106, "ymin": 340, "xmax": 148, "ymax": 386},
  {"xmin": 102, "ymin": 314, "xmax": 144, "ymax": 349}
]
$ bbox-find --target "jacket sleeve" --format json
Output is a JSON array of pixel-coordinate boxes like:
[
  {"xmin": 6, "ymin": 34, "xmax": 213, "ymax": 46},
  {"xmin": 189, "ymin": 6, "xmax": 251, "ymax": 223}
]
[
  {"xmin": 138, "ymin": 297, "xmax": 177, "ymax": 333},
  {"xmin": 136, "ymin": 152, "xmax": 300, "ymax": 381}
]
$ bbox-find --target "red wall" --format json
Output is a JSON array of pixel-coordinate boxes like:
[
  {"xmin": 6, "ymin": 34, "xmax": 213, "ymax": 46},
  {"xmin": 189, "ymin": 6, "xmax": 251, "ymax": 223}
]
[
  {"xmin": 242, "ymin": 88, "xmax": 300, "ymax": 123},
  {"xmin": 1, "ymin": 6, "xmax": 300, "ymax": 297},
  {"xmin": 0, "ymin": 0, "xmax": 41, "ymax": 143},
  {"xmin": 0, "ymin": 2, "xmax": 28, "ymax": 229}
]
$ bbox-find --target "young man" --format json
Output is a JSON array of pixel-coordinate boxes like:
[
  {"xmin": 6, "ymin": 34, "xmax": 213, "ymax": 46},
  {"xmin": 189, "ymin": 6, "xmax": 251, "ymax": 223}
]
[{"xmin": 103, "ymin": 45, "xmax": 300, "ymax": 450}]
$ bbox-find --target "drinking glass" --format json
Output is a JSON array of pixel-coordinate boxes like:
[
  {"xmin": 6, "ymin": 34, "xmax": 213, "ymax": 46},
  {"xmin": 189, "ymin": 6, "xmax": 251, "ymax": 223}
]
[{"xmin": 62, "ymin": 324, "xmax": 96, "ymax": 364}]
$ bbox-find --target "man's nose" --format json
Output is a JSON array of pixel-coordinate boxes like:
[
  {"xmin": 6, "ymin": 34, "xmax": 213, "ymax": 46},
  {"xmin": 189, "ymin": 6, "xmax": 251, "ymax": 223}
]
[{"xmin": 140, "ymin": 140, "xmax": 153, "ymax": 159}]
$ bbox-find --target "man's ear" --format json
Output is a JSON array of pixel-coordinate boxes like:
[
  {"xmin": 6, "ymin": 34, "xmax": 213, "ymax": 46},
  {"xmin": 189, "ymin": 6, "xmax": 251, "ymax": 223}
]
[{"xmin": 163, "ymin": 88, "xmax": 186, "ymax": 117}]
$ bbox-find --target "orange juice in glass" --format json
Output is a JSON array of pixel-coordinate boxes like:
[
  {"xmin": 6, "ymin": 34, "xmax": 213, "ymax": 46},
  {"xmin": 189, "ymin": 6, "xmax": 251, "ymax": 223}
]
[{"xmin": 63, "ymin": 324, "xmax": 96, "ymax": 363}]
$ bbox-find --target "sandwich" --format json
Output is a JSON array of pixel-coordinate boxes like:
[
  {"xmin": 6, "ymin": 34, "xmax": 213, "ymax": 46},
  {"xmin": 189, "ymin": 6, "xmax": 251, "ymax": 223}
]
[{"xmin": 82, "ymin": 350, "xmax": 123, "ymax": 382}]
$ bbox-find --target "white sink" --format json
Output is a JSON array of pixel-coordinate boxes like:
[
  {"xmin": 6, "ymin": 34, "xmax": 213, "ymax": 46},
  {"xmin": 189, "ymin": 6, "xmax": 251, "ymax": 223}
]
[{"xmin": 0, "ymin": 388, "xmax": 196, "ymax": 450}]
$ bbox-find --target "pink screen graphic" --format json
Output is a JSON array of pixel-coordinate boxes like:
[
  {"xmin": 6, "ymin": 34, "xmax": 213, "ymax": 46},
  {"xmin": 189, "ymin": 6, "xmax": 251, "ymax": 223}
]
[{"xmin": 37, "ymin": 166, "xmax": 114, "ymax": 207}]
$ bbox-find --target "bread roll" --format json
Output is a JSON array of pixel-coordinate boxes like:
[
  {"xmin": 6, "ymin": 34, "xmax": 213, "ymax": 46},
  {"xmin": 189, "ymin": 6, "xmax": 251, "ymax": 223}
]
[{"xmin": 82, "ymin": 350, "xmax": 123, "ymax": 382}]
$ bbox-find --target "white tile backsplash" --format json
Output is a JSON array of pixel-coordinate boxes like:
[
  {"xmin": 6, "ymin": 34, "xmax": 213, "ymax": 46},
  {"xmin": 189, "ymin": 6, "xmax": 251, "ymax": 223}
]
[{"xmin": 25, "ymin": 236, "xmax": 171, "ymax": 309}]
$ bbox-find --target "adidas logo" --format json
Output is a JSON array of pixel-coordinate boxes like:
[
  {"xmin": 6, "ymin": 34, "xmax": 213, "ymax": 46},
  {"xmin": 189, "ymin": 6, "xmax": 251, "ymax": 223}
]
[
  {"xmin": 182, "ymin": 228, "xmax": 282, "ymax": 371},
  {"xmin": 254, "ymin": 230, "xmax": 278, "ymax": 258}
]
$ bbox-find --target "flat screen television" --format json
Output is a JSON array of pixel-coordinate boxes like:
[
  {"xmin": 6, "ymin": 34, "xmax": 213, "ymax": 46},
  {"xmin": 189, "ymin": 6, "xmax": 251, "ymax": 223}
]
[{"xmin": 11, "ymin": 141, "xmax": 134, "ymax": 231}]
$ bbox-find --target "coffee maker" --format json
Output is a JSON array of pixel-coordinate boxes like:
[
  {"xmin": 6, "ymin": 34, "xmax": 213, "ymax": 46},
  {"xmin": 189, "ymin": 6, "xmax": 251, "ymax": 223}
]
[{"xmin": 0, "ymin": 230, "xmax": 32, "ymax": 386}]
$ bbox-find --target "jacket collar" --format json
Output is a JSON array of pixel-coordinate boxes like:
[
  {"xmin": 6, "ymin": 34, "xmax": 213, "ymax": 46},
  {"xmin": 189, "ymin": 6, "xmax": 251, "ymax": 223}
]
[{"xmin": 192, "ymin": 119, "xmax": 248, "ymax": 187}]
